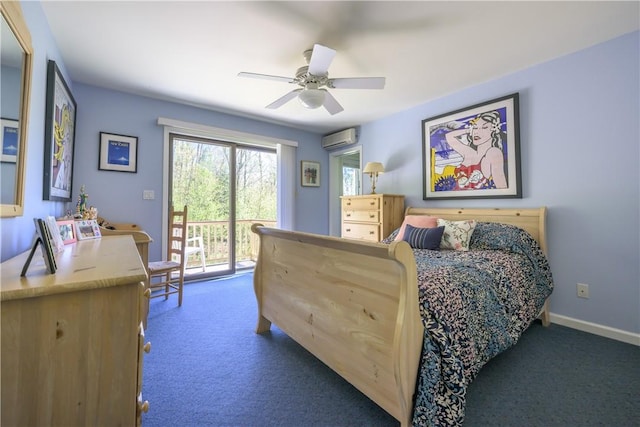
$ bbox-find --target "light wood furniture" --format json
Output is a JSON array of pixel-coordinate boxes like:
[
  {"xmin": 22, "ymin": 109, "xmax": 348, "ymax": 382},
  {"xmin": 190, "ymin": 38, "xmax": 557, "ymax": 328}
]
[
  {"xmin": 251, "ymin": 207, "xmax": 549, "ymax": 427},
  {"xmin": 99, "ymin": 222, "xmax": 153, "ymax": 327},
  {"xmin": 1, "ymin": 235, "xmax": 151, "ymax": 426},
  {"xmin": 341, "ymin": 194, "xmax": 404, "ymax": 242},
  {"xmin": 148, "ymin": 205, "xmax": 188, "ymax": 306}
]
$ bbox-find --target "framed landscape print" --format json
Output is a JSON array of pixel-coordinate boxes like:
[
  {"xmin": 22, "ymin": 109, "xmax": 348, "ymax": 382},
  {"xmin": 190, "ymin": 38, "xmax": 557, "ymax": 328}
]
[
  {"xmin": 99, "ymin": 132, "xmax": 138, "ymax": 173},
  {"xmin": 43, "ymin": 60, "xmax": 77, "ymax": 201},
  {"xmin": 422, "ymin": 93, "xmax": 521, "ymax": 200}
]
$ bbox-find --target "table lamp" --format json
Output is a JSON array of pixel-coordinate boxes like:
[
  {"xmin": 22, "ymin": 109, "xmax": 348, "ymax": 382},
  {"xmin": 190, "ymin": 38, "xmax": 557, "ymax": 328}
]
[{"xmin": 363, "ymin": 162, "xmax": 385, "ymax": 194}]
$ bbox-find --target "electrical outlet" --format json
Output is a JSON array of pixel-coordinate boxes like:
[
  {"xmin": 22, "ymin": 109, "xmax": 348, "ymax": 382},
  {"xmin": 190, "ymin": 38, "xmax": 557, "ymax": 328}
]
[
  {"xmin": 576, "ymin": 283, "xmax": 590, "ymax": 299},
  {"xmin": 143, "ymin": 190, "xmax": 155, "ymax": 200}
]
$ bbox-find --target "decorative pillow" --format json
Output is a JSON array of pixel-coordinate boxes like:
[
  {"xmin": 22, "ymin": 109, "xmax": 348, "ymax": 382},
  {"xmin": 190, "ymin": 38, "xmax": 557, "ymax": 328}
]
[
  {"xmin": 437, "ymin": 219, "xmax": 477, "ymax": 251},
  {"xmin": 394, "ymin": 215, "xmax": 438, "ymax": 241},
  {"xmin": 402, "ymin": 224, "xmax": 444, "ymax": 250}
]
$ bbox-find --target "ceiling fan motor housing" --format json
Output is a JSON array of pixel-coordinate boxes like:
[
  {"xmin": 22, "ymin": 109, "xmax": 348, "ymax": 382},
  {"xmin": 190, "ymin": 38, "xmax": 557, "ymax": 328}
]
[{"xmin": 296, "ymin": 66, "xmax": 329, "ymax": 88}]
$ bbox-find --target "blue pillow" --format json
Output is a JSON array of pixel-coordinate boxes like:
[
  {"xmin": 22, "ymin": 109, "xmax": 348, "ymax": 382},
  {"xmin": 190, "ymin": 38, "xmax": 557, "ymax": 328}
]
[{"xmin": 402, "ymin": 224, "xmax": 445, "ymax": 250}]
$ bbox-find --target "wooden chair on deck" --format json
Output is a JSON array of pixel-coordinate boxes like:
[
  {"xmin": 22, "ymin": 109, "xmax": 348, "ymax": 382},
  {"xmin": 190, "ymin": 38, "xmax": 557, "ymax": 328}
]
[{"xmin": 148, "ymin": 205, "xmax": 188, "ymax": 306}]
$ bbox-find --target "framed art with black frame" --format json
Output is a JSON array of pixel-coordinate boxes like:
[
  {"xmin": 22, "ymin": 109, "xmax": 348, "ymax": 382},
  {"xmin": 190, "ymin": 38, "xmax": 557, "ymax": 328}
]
[
  {"xmin": 99, "ymin": 132, "xmax": 138, "ymax": 173},
  {"xmin": 422, "ymin": 93, "xmax": 521, "ymax": 200},
  {"xmin": 43, "ymin": 60, "xmax": 77, "ymax": 201}
]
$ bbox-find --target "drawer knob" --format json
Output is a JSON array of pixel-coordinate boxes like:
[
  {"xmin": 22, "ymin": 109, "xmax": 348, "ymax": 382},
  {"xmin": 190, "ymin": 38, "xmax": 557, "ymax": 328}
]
[
  {"xmin": 139, "ymin": 400, "xmax": 150, "ymax": 413},
  {"xmin": 369, "ymin": 214, "xmax": 375, "ymax": 218},
  {"xmin": 144, "ymin": 289, "xmax": 151, "ymax": 298},
  {"xmin": 369, "ymin": 231, "xmax": 375, "ymax": 235},
  {"xmin": 346, "ymin": 228, "xmax": 351, "ymax": 232},
  {"xmin": 143, "ymin": 342, "xmax": 152, "ymax": 353},
  {"xmin": 346, "ymin": 213, "xmax": 351, "ymax": 217}
]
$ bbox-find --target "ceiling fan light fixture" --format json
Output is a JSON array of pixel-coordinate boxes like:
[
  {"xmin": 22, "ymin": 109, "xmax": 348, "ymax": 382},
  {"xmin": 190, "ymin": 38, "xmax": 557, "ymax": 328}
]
[{"xmin": 298, "ymin": 88, "xmax": 325, "ymax": 109}]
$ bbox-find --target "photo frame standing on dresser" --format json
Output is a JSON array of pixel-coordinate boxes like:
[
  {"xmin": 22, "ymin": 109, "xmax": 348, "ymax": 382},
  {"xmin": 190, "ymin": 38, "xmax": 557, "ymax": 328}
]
[
  {"xmin": 21, "ymin": 218, "xmax": 58, "ymax": 276},
  {"xmin": 74, "ymin": 219, "xmax": 102, "ymax": 240}
]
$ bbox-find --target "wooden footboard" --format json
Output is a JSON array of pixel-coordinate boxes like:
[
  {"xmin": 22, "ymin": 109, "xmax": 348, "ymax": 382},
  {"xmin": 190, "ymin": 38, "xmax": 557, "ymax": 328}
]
[
  {"xmin": 250, "ymin": 207, "xmax": 551, "ymax": 426},
  {"xmin": 251, "ymin": 224, "xmax": 424, "ymax": 426}
]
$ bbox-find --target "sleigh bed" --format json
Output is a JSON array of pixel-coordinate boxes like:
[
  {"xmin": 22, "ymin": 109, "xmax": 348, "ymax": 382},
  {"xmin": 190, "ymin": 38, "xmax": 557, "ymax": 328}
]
[{"xmin": 251, "ymin": 207, "xmax": 553, "ymax": 426}]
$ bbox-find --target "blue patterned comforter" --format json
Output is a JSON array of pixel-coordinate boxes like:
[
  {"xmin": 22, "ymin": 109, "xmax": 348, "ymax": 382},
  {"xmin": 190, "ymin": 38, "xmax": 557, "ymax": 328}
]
[{"xmin": 385, "ymin": 222, "xmax": 554, "ymax": 426}]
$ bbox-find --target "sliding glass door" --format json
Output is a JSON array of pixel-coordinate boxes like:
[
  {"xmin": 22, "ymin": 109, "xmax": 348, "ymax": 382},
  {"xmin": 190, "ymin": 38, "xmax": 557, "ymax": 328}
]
[{"xmin": 169, "ymin": 133, "xmax": 276, "ymax": 280}]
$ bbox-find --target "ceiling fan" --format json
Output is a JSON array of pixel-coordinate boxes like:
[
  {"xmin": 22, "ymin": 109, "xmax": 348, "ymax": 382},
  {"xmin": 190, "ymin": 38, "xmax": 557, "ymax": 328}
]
[{"xmin": 238, "ymin": 44, "xmax": 385, "ymax": 115}]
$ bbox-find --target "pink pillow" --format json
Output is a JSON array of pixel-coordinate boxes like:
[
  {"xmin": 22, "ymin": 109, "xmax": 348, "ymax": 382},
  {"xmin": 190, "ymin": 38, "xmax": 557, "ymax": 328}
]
[{"xmin": 394, "ymin": 215, "xmax": 438, "ymax": 241}]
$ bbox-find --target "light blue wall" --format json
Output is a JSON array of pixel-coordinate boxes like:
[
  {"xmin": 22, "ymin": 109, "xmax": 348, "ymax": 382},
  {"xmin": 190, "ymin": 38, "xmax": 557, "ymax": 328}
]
[
  {"xmin": 359, "ymin": 32, "xmax": 639, "ymax": 334},
  {"xmin": 0, "ymin": 1, "xmax": 329, "ymax": 264},
  {"xmin": 71, "ymin": 83, "xmax": 327, "ymax": 263},
  {"xmin": 1, "ymin": 0, "xmax": 637, "ymax": 335},
  {"xmin": 0, "ymin": 1, "xmax": 72, "ymax": 260}
]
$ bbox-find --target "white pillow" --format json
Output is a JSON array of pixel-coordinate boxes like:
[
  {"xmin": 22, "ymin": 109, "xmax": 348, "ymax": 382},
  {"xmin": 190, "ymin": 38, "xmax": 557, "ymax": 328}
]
[{"xmin": 437, "ymin": 219, "xmax": 477, "ymax": 251}]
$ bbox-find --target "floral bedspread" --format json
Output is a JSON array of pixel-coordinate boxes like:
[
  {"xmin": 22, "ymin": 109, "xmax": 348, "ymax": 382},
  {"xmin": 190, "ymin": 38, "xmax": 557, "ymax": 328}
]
[{"xmin": 386, "ymin": 222, "xmax": 554, "ymax": 426}]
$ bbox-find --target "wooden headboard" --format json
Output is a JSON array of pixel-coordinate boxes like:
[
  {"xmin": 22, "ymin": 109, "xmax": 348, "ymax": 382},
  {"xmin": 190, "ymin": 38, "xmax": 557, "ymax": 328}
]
[{"xmin": 404, "ymin": 207, "xmax": 548, "ymax": 255}]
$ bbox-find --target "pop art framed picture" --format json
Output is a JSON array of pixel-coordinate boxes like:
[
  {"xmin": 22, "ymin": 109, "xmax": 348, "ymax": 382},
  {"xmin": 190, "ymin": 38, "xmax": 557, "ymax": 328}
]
[
  {"xmin": 43, "ymin": 60, "xmax": 77, "ymax": 201},
  {"xmin": 422, "ymin": 93, "xmax": 521, "ymax": 200}
]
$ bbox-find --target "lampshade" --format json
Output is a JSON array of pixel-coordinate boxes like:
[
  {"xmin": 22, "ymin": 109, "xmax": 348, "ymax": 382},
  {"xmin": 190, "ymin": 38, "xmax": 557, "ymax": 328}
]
[
  {"xmin": 363, "ymin": 162, "xmax": 385, "ymax": 174},
  {"xmin": 298, "ymin": 88, "xmax": 326, "ymax": 109}
]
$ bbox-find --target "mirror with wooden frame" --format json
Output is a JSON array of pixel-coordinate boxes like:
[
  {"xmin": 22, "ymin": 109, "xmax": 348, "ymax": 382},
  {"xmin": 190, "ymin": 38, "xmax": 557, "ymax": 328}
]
[{"xmin": 1, "ymin": 1, "xmax": 33, "ymax": 217}]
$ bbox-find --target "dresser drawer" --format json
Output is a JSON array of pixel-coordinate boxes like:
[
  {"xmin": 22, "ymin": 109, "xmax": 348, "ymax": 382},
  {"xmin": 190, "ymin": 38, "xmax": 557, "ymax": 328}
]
[
  {"xmin": 342, "ymin": 223, "xmax": 380, "ymax": 241},
  {"xmin": 343, "ymin": 210, "xmax": 379, "ymax": 223},
  {"xmin": 342, "ymin": 197, "xmax": 379, "ymax": 211}
]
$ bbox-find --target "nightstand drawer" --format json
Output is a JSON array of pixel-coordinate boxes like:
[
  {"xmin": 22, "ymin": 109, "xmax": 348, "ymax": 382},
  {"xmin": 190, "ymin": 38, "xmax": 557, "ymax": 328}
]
[
  {"xmin": 342, "ymin": 197, "xmax": 379, "ymax": 211},
  {"xmin": 342, "ymin": 223, "xmax": 380, "ymax": 241},
  {"xmin": 343, "ymin": 210, "xmax": 379, "ymax": 223}
]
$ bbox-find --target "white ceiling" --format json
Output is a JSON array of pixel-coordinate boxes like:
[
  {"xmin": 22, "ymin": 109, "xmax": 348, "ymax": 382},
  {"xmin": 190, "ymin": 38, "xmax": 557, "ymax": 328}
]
[{"xmin": 41, "ymin": 1, "xmax": 639, "ymax": 134}]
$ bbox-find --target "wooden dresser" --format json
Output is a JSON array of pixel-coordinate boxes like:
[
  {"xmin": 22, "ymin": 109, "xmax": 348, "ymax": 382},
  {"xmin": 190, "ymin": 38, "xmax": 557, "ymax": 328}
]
[
  {"xmin": 100, "ymin": 223, "xmax": 153, "ymax": 328},
  {"xmin": 1, "ymin": 236, "xmax": 151, "ymax": 426},
  {"xmin": 340, "ymin": 194, "xmax": 404, "ymax": 242}
]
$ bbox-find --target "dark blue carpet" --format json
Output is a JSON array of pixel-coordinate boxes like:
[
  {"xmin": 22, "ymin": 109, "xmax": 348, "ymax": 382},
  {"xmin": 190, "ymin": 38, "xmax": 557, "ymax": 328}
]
[{"xmin": 142, "ymin": 273, "xmax": 640, "ymax": 426}]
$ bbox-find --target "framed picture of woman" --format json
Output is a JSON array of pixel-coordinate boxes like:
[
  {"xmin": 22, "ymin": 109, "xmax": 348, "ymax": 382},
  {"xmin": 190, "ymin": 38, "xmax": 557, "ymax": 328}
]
[{"xmin": 422, "ymin": 93, "xmax": 521, "ymax": 200}]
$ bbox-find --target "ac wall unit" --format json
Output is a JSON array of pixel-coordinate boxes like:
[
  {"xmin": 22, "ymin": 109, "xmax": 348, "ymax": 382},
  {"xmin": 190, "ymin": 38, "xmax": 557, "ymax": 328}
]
[{"xmin": 321, "ymin": 128, "xmax": 358, "ymax": 150}]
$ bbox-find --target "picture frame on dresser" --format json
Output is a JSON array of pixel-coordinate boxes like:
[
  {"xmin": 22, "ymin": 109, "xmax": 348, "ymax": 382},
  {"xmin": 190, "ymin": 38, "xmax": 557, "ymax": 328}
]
[
  {"xmin": 74, "ymin": 219, "xmax": 102, "ymax": 240},
  {"xmin": 56, "ymin": 219, "xmax": 77, "ymax": 244},
  {"xmin": 301, "ymin": 160, "xmax": 320, "ymax": 187},
  {"xmin": 422, "ymin": 92, "xmax": 521, "ymax": 200},
  {"xmin": 20, "ymin": 218, "xmax": 58, "ymax": 276}
]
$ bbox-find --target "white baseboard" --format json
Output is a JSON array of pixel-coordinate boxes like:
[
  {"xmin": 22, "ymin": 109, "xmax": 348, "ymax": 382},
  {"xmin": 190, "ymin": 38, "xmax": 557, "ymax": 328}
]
[{"xmin": 549, "ymin": 313, "xmax": 640, "ymax": 346}]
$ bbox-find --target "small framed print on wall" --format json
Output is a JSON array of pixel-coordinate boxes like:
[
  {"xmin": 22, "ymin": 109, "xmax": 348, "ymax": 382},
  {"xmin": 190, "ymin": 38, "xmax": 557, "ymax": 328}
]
[
  {"xmin": 301, "ymin": 160, "xmax": 320, "ymax": 187},
  {"xmin": 99, "ymin": 132, "xmax": 138, "ymax": 173},
  {"xmin": 74, "ymin": 219, "xmax": 102, "ymax": 241}
]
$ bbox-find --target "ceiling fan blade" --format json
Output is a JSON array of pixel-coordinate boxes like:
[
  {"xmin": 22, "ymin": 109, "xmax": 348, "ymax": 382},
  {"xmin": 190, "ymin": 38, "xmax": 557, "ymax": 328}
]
[
  {"xmin": 266, "ymin": 89, "xmax": 303, "ymax": 109},
  {"xmin": 329, "ymin": 77, "xmax": 386, "ymax": 89},
  {"xmin": 238, "ymin": 72, "xmax": 295, "ymax": 84},
  {"xmin": 322, "ymin": 90, "xmax": 344, "ymax": 115},
  {"xmin": 308, "ymin": 44, "xmax": 336, "ymax": 76}
]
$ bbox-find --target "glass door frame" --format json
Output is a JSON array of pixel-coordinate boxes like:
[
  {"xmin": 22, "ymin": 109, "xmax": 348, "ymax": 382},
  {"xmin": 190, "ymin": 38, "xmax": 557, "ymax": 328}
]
[{"xmin": 169, "ymin": 133, "xmax": 236, "ymax": 280}]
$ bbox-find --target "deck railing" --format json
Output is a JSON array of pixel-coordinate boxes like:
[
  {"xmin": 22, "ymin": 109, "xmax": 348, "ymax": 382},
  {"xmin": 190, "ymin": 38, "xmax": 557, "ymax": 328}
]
[{"xmin": 185, "ymin": 219, "xmax": 276, "ymax": 268}]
